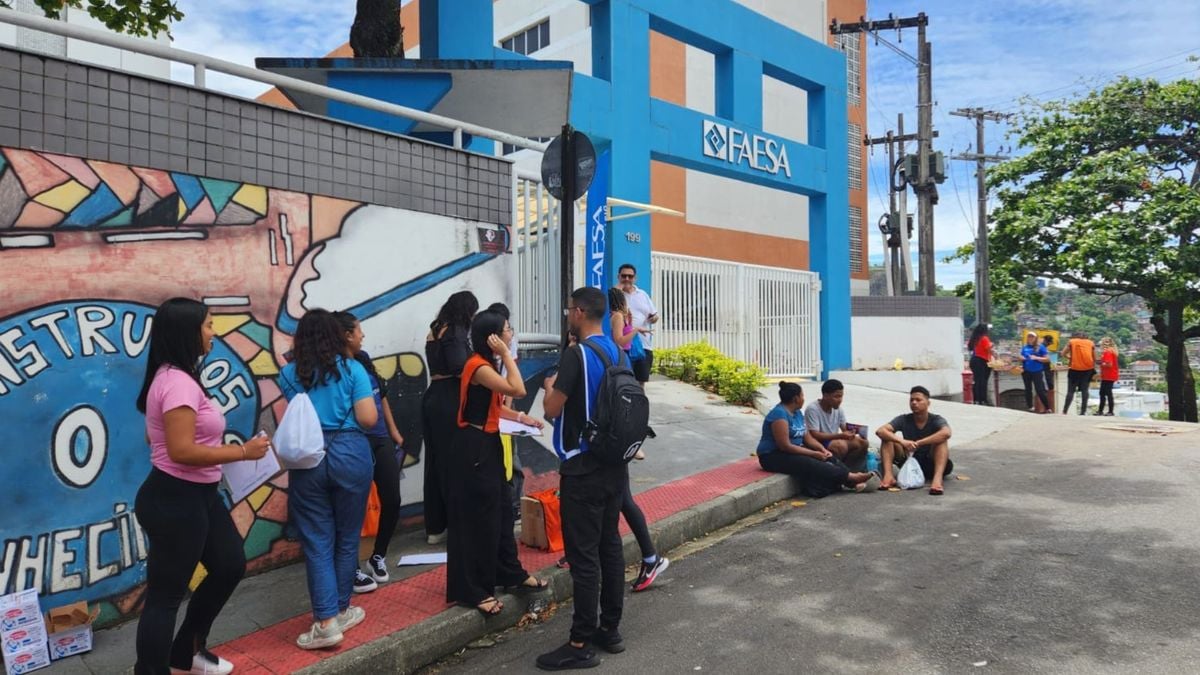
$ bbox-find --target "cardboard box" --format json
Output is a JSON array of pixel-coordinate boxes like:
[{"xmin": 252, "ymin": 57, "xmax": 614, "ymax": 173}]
[
  {"xmin": 0, "ymin": 591, "xmax": 41, "ymax": 633},
  {"xmin": 1, "ymin": 624, "xmax": 45, "ymax": 657},
  {"xmin": 44, "ymin": 603, "xmax": 98, "ymax": 661},
  {"xmin": 520, "ymin": 496, "xmax": 548, "ymax": 550},
  {"xmin": 3, "ymin": 645, "xmax": 51, "ymax": 675}
]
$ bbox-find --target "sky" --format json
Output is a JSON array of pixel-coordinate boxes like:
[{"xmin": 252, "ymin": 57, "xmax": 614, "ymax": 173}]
[{"xmin": 164, "ymin": 0, "xmax": 1200, "ymax": 290}]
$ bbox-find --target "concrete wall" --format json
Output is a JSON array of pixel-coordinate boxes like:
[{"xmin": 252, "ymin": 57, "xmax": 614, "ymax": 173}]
[
  {"xmin": 832, "ymin": 296, "xmax": 965, "ymax": 397},
  {"xmin": 0, "ymin": 47, "xmax": 513, "ymax": 626}
]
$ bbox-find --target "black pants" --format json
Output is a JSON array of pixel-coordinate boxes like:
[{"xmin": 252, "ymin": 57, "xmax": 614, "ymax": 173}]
[
  {"xmin": 969, "ymin": 355, "xmax": 991, "ymax": 405},
  {"xmin": 1099, "ymin": 380, "xmax": 1115, "ymax": 414},
  {"xmin": 560, "ymin": 463, "xmax": 627, "ymax": 644},
  {"xmin": 758, "ymin": 451, "xmax": 851, "ymax": 499},
  {"xmin": 1022, "ymin": 370, "xmax": 1051, "ymax": 410},
  {"xmin": 1063, "ymin": 369, "xmax": 1093, "ymax": 415},
  {"xmin": 632, "ymin": 349, "xmax": 654, "ymax": 383},
  {"xmin": 1043, "ymin": 369, "xmax": 1055, "ymax": 394},
  {"xmin": 422, "ymin": 377, "xmax": 459, "ymax": 535},
  {"xmin": 134, "ymin": 469, "xmax": 245, "ymax": 674},
  {"xmin": 622, "ymin": 477, "xmax": 655, "ymax": 560},
  {"xmin": 368, "ymin": 434, "xmax": 402, "ymax": 558},
  {"xmin": 445, "ymin": 427, "xmax": 527, "ymax": 605}
]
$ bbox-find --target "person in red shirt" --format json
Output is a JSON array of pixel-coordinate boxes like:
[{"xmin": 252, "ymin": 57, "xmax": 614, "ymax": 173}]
[
  {"xmin": 1097, "ymin": 336, "xmax": 1119, "ymax": 416},
  {"xmin": 967, "ymin": 324, "xmax": 995, "ymax": 405}
]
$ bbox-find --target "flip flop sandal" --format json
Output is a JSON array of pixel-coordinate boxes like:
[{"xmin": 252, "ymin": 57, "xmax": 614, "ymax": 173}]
[
  {"xmin": 929, "ymin": 486, "xmax": 944, "ymax": 496},
  {"xmin": 473, "ymin": 597, "xmax": 503, "ymax": 616},
  {"xmin": 509, "ymin": 577, "xmax": 550, "ymax": 591}
]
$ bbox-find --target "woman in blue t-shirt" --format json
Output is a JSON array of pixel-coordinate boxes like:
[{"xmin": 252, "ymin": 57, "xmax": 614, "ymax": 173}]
[
  {"xmin": 757, "ymin": 382, "xmax": 876, "ymax": 498},
  {"xmin": 1020, "ymin": 331, "xmax": 1052, "ymax": 413},
  {"xmin": 278, "ymin": 309, "xmax": 378, "ymax": 651}
]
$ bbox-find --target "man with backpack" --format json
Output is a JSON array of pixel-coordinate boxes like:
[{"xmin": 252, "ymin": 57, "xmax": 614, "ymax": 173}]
[{"xmin": 537, "ymin": 286, "xmax": 649, "ymax": 670}]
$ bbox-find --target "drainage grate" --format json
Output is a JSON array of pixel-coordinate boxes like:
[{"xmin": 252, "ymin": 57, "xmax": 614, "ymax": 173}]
[{"xmin": 1097, "ymin": 423, "xmax": 1195, "ymax": 435}]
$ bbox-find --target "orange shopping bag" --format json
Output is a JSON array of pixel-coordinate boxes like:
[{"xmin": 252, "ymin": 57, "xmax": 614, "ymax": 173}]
[
  {"xmin": 360, "ymin": 482, "xmax": 381, "ymax": 537},
  {"xmin": 529, "ymin": 488, "xmax": 564, "ymax": 552}
]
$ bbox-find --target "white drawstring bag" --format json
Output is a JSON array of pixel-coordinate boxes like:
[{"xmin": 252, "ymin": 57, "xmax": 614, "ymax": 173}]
[
  {"xmin": 273, "ymin": 392, "xmax": 325, "ymax": 470},
  {"xmin": 897, "ymin": 453, "xmax": 926, "ymax": 490}
]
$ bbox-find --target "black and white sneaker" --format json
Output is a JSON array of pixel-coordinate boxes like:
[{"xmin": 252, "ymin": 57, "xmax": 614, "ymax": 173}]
[
  {"xmin": 188, "ymin": 648, "xmax": 234, "ymax": 674},
  {"xmin": 353, "ymin": 568, "xmax": 377, "ymax": 593},
  {"xmin": 367, "ymin": 554, "xmax": 389, "ymax": 583},
  {"xmin": 631, "ymin": 556, "xmax": 669, "ymax": 592}
]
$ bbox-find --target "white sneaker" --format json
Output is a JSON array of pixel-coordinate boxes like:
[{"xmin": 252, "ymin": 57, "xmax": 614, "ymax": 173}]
[
  {"xmin": 337, "ymin": 605, "xmax": 366, "ymax": 633},
  {"xmin": 352, "ymin": 568, "xmax": 377, "ymax": 593},
  {"xmin": 296, "ymin": 620, "xmax": 344, "ymax": 650},
  {"xmin": 367, "ymin": 554, "xmax": 389, "ymax": 583},
  {"xmin": 188, "ymin": 649, "xmax": 233, "ymax": 675},
  {"xmin": 427, "ymin": 531, "xmax": 447, "ymax": 545}
]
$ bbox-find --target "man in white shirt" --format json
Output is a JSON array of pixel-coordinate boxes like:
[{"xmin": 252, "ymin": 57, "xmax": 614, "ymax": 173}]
[{"xmin": 618, "ymin": 263, "xmax": 658, "ymax": 383}]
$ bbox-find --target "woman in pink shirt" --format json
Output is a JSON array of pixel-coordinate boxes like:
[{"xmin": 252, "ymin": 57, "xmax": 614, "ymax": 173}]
[{"xmin": 134, "ymin": 298, "xmax": 270, "ymax": 675}]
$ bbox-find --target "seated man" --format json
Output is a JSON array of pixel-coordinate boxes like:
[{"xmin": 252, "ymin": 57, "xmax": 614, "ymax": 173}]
[
  {"xmin": 875, "ymin": 386, "xmax": 954, "ymax": 495},
  {"xmin": 804, "ymin": 379, "xmax": 870, "ymax": 471}
]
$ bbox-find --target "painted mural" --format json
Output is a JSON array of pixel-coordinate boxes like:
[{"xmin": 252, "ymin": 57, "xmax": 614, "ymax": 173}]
[{"xmin": 0, "ymin": 147, "xmax": 513, "ymax": 626}]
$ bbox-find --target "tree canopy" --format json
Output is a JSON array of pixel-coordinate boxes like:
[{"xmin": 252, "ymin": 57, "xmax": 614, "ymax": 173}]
[
  {"xmin": 970, "ymin": 76, "xmax": 1200, "ymax": 421},
  {"xmin": 0, "ymin": 0, "xmax": 182, "ymax": 37}
]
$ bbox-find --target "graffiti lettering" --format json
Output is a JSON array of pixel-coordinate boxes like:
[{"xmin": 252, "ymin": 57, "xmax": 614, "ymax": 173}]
[
  {"xmin": 51, "ymin": 406, "xmax": 108, "ymax": 489},
  {"xmin": 0, "ymin": 305, "xmax": 153, "ymax": 396},
  {"xmin": 201, "ymin": 360, "xmax": 254, "ymax": 416},
  {"xmin": 0, "ymin": 503, "xmax": 147, "ymax": 596}
]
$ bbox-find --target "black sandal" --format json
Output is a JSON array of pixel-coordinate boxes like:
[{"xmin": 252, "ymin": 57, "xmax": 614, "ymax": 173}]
[
  {"xmin": 509, "ymin": 576, "xmax": 549, "ymax": 591},
  {"xmin": 472, "ymin": 597, "xmax": 503, "ymax": 616}
]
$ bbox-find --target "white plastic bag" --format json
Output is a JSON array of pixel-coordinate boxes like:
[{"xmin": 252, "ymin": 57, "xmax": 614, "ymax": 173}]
[
  {"xmin": 273, "ymin": 392, "xmax": 325, "ymax": 470},
  {"xmin": 897, "ymin": 453, "xmax": 926, "ymax": 490}
]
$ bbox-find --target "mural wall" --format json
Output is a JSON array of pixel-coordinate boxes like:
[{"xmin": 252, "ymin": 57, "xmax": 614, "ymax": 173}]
[{"xmin": 0, "ymin": 146, "xmax": 513, "ymax": 626}]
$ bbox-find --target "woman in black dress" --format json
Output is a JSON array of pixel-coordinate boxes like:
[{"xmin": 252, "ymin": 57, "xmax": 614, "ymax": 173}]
[
  {"xmin": 421, "ymin": 291, "xmax": 477, "ymax": 544},
  {"xmin": 446, "ymin": 310, "xmax": 546, "ymax": 614}
]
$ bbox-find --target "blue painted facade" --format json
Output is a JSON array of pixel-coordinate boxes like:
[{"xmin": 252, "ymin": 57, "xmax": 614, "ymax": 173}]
[{"xmin": 317, "ymin": 0, "xmax": 852, "ymax": 373}]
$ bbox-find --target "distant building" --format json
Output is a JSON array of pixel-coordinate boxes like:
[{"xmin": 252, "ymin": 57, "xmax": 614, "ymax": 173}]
[{"xmin": 0, "ymin": 0, "xmax": 170, "ymax": 77}]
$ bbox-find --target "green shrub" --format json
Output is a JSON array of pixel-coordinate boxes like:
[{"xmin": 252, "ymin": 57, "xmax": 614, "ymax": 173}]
[{"xmin": 653, "ymin": 341, "xmax": 766, "ymax": 406}]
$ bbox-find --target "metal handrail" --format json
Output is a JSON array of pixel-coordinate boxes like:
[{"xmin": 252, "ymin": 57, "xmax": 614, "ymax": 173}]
[{"xmin": 0, "ymin": 9, "xmax": 551, "ymax": 153}]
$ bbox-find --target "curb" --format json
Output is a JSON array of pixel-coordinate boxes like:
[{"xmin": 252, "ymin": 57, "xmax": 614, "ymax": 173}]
[{"xmin": 298, "ymin": 471, "xmax": 799, "ymax": 674}]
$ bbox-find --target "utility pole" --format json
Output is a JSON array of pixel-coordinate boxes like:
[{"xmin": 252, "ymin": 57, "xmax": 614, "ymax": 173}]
[
  {"xmin": 865, "ymin": 114, "xmax": 937, "ymax": 295},
  {"xmin": 832, "ymin": 13, "xmax": 938, "ymax": 295},
  {"xmin": 950, "ymin": 108, "xmax": 1009, "ymax": 326}
]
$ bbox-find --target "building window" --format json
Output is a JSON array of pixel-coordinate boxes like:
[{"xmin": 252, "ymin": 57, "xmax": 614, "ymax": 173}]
[
  {"xmin": 502, "ymin": 136, "xmax": 553, "ymax": 156},
  {"xmin": 501, "ymin": 18, "xmax": 550, "ymax": 55},
  {"xmin": 836, "ymin": 33, "xmax": 861, "ymax": 108},
  {"xmin": 849, "ymin": 205, "xmax": 864, "ymax": 273},
  {"xmin": 848, "ymin": 122, "xmax": 863, "ymax": 190}
]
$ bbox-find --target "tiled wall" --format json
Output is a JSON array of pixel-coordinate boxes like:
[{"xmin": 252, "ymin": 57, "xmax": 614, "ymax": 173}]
[
  {"xmin": 851, "ymin": 295, "xmax": 963, "ymax": 318},
  {"xmin": 0, "ymin": 47, "xmax": 512, "ymax": 225}
]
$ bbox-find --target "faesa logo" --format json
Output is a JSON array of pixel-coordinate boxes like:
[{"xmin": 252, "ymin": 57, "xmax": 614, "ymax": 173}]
[{"xmin": 702, "ymin": 120, "xmax": 792, "ymax": 178}]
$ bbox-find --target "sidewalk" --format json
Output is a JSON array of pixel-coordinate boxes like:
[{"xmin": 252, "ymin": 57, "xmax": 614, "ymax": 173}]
[{"xmin": 64, "ymin": 377, "xmax": 789, "ymax": 674}]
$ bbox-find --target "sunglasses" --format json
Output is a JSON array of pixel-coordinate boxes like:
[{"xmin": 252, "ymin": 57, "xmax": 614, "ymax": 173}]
[{"xmin": 619, "ymin": 274, "xmax": 634, "ymax": 279}]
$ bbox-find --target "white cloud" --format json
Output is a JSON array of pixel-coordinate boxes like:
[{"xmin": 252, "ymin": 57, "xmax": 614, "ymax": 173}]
[{"xmin": 168, "ymin": 0, "xmax": 358, "ymax": 99}]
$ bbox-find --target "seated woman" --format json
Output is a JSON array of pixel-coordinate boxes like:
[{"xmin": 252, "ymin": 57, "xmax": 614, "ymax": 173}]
[{"xmin": 756, "ymin": 381, "xmax": 877, "ymax": 497}]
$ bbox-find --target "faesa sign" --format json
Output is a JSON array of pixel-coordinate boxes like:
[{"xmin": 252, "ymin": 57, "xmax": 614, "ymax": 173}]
[{"xmin": 702, "ymin": 120, "xmax": 792, "ymax": 179}]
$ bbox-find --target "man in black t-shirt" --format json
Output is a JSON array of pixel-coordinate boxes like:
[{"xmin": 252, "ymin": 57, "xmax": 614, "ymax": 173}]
[
  {"xmin": 875, "ymin": 386, "xmax": 954, "ymax": 495},
  {"xmin": 536, "ymin": 287, "xmax": 628, "ymax": 670}
]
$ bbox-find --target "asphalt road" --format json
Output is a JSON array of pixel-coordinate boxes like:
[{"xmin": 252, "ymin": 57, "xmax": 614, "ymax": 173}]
[{"xmin": 424, "ymin": 415, "xmax": 1200, "ymax": 675}]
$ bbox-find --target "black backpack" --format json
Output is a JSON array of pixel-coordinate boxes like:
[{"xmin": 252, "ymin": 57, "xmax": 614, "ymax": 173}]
[{"xmin": 580, "ymin": 340, "xmax": 651, "ymax": 464}]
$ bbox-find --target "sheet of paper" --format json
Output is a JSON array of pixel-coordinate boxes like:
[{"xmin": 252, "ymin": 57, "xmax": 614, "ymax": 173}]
[
  {"xmin": 499, "ymin": 419, "xmax": 543, "ymax": 436},
  {"xmin": 222, "ymin": 450, "xmax": 283, "ymax": 504},
  {"xmin": 396, "ymin": 553, "xmax": 448, "ymax": 567}
]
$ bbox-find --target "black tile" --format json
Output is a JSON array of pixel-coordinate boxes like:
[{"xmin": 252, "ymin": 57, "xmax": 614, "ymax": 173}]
[
  {"xmin": 130, "ymin": 112, "xmax": 149, "ymax": 131},
  {"xmin": 110, "ymin": 73, "xmax": 129, "ymax": 92},
  {"xmin": 150, "ymin": 134, "xmax": 169, "ymax": 152},
  {"xmin": 64, "ymin": 135, "xmax": 87, "ymax": 157},
  {"xmin": 21, "ymin": 53, "xmax": 45, "ymax": 76},
  {"xmin": 130, "ymin": 79, "xmax": 149, "ymax": 96},
  {"xmin": 110, "ymin": 92, "xmax": 129, "ymax": 111},
  {"xmin": 110, "ymin": 127, "xmax": 129, "ymax": 146},
  {"xmin": 110, "ymin": 108, "xmax": 129, "ymax": 129},
  {"xmin": 109, "ymin": 145, "xmax": 129, "ymax": 163},
  {"xmin": 87, "ymin": 139, "xmax": 107, "ymax": 158},
  {"xmin": 87, "ymin": 122, "xmax": 108, "ymax": 142},
  {"xmin": 130, "ymin": 130, "xmax": 150, "ymax": 149},
  {"xmin": 42, "ymin": 133, "xmax": 65, "ymax": 153}
]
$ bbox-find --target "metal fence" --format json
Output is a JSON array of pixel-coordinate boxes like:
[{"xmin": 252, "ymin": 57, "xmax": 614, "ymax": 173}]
[
  {"xmin": 651, "ymin": 252, "xmax": 822, "ymax": 378},
  {"xmin": 512, "ymin": 171, "xmax": 562, "ymax": 339}
]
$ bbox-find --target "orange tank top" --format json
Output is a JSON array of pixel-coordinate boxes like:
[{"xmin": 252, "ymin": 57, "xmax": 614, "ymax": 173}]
[{"xmin": 457, "ymin": 354, "xmax": 502, "ymax": 433}]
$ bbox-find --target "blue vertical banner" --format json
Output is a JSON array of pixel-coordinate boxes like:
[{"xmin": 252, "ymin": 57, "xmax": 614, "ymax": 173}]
[{"xmin": 585, "ymin": 150, "xmax": 611, "ymax": 289}]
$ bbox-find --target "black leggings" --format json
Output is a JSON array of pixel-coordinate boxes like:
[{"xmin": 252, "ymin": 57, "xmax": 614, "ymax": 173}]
[
  {"xmin": 368, "ymin": 434, "xmax": 402, "ymax": 558},
  {"xmin": 421, "ymin": 377, "xmax": 459, "ymax": 535},
  {"xmin": 1099, "ymin": 380, "xmax": 1115, "ymax": 414},
  {"xmin": 621, "ymin": 478, "xmax": 656, "ymax": 560},
  {"xmin": 134, "ymin": 469, "xmax": 245, "ymax": 674},
  {"xmin": 1022, "ymin": 370, "xmax": 1051, "ymax": 410},
  {"xmin": 970, "ymin": 355, "xmax": 991, "ymax": 405},
  {"xmin": 758, "ymin": 451, "xmax": 851, "ymax": 499}
]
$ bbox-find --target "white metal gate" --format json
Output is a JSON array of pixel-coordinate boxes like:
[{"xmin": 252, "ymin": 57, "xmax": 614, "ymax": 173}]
[
  {"xmin": 651, "ymin": 252, "xmax": 822, "ymax": 378},
  {"xmin": 512, "ymin": 172, "xmax": 562, "ymax": 339}
]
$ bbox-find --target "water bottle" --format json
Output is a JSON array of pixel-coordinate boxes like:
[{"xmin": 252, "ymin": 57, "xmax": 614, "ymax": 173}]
[{"xmin": 866, "ymin": 450, "xmax": 880, "ymax": 474}]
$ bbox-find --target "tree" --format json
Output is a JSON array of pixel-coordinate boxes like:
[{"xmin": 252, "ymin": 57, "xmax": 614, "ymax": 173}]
[
  {"xmin": 350, "ymin": 0, "xmax": 404, "ymax": 57},
  {"xmin": 969, "ymin": 77, "xmax": 1200, "ymax": 422},
  {"xmin": 0, "ymin": 0, "xmax": 182, "ymax": 37}
]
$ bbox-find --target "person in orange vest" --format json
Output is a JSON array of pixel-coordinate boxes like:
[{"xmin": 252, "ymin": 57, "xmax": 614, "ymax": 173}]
[{"xmin": 1060, "ymin": 331, "xmax": 1098, "ymax": 415}]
